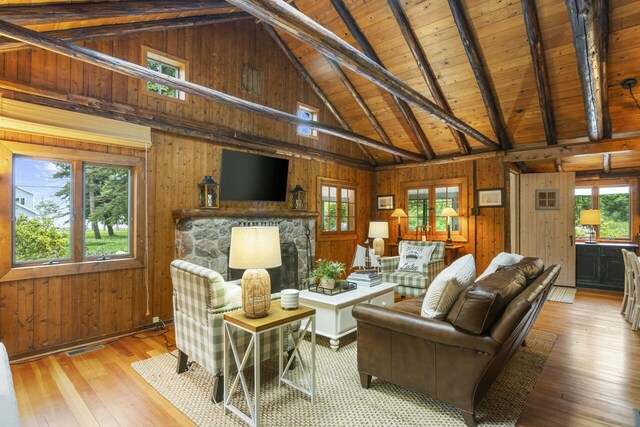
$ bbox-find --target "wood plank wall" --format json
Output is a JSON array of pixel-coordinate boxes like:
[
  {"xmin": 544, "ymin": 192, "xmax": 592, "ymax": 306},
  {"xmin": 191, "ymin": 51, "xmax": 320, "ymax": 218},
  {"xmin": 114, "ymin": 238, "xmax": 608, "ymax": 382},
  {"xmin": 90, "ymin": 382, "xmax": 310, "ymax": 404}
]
[
  {"xmin": 0, "ymin": 21, "xmax": 372, "ymax": 358},
  {"xmin": 374, "ymin": 157, "xmax": 508, "ymax": 272}
]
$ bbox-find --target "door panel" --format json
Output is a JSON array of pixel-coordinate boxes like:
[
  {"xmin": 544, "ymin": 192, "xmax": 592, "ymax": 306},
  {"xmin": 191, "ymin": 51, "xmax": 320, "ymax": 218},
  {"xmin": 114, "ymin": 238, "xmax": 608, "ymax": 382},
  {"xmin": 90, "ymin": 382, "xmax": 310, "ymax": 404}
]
[{"xmin": 519, "ymin": 172, "xmax": 576, "ymax": 287}]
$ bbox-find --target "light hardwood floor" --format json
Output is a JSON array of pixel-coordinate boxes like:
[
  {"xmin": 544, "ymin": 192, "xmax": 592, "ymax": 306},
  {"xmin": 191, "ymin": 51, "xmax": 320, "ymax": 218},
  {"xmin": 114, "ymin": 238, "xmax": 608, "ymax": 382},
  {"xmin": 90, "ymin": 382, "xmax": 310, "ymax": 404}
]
[{"xmin": 9, "ymin": 289, "xmax": 640, "ymax": 426}]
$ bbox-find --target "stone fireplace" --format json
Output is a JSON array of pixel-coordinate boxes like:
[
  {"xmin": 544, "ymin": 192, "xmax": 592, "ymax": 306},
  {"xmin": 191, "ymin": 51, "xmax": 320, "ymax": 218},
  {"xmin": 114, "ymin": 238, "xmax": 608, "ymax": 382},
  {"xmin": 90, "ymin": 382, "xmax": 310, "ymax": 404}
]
[{"xmin": 173, "ymin": 210, "xmax": 316, "ymax": 290}]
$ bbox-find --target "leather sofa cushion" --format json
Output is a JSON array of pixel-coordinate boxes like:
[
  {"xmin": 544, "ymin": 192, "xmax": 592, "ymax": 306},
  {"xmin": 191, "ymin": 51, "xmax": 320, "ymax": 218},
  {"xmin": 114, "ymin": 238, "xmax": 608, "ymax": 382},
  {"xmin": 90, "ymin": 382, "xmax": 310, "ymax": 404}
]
[
  {"xmin": 446, "ymin": 268, "xmax": 527, "ymax": 335},
  {"xmin": 499, "ymin": 257, "xmax": 544, "ymax": 282}
]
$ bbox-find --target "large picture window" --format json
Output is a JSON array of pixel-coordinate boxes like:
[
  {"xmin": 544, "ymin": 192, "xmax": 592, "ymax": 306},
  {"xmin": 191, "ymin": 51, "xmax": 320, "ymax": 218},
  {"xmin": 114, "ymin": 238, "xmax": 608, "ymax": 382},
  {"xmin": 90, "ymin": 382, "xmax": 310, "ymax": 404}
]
[
  {"xmin": 320, "ymin": 180, "xmax": 356, "ymax": 234},
  {"xmin": 1, "ymin": 142, "xmax": 144, "ymax": 281},
  {"xmin": 574, "ymin": 185, "xmax": 632, "ymax": 241}
]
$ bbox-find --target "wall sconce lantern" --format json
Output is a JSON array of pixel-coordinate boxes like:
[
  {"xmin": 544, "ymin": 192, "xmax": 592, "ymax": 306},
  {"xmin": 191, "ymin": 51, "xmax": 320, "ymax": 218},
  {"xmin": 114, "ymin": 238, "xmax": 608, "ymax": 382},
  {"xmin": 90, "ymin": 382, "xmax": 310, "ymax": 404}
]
[
  {"xmin": 291, "ymin": 184, "xmax": 307, "ymax": 210},
  {"xmin": 198, "ymin": 175, "xmax": 219, "ymax": 209}
]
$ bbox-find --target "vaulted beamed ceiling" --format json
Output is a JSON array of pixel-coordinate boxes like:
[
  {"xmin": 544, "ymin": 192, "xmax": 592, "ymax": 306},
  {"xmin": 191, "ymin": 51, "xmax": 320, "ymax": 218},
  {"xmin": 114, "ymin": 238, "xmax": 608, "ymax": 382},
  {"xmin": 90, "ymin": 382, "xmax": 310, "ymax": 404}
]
[{"xmin": 0, "ymin": 0, "xmax": 638, "ymax": 173}]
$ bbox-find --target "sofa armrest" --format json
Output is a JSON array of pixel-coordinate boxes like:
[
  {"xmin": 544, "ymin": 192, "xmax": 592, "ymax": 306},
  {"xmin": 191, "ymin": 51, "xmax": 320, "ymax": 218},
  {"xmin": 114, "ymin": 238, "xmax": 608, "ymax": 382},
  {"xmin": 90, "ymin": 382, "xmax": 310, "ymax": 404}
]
[
  {"xmin": 352, "ymin": 303, "xmax": 499, "ymax": 354},
  {"xmin": 381, "ymin": 256, "xmax": 400, "ymax": 273}
]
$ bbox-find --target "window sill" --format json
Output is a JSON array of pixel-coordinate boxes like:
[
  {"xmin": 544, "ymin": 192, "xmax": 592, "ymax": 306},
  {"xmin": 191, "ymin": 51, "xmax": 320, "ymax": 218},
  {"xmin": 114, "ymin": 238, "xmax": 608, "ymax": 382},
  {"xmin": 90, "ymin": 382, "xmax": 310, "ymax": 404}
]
[{"xmin": 0, "ymin": 258, "xmax": 145, "ymax": 283}]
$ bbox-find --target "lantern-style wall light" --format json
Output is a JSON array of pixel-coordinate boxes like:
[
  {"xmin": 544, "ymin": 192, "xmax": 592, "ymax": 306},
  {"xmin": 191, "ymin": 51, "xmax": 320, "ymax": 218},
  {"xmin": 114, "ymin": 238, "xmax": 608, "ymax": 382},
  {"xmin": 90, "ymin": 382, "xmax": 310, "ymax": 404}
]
[
  {"xmin": 291, "ymin": 184, "xmax": 307, "ymax": 211},
  {"xmin": 198, "ymin": 175, "xmax": 219, "ymax": 209}
]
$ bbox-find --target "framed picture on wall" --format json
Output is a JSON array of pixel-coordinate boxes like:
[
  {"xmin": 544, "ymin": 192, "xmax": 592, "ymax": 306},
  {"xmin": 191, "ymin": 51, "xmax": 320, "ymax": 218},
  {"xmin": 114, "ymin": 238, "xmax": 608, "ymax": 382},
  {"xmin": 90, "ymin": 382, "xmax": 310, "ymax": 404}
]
[
  {"xmin": 377, "ymin": 195, "xmax": 395, "ymax": 210},
  {"xmin": 476, "ymin": 188, "xmax": 504, "ymax": 207}
]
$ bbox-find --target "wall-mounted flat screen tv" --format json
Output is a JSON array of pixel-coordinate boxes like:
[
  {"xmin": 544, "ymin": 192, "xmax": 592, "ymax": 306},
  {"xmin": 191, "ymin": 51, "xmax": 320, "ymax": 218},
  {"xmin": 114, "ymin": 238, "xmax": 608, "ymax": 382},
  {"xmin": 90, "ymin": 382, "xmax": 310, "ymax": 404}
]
[{"xmin": 220, "ymin": 149, "xmax": 289, "ymax": 202}]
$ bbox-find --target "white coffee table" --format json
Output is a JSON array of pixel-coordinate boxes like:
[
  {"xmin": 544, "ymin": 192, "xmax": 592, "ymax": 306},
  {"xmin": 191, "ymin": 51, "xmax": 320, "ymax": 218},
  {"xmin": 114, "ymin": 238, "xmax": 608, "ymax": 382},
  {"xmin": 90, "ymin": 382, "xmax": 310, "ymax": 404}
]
[{"xmin": 298, "ymin": 282, "xmax": 396, "ymax": 351}]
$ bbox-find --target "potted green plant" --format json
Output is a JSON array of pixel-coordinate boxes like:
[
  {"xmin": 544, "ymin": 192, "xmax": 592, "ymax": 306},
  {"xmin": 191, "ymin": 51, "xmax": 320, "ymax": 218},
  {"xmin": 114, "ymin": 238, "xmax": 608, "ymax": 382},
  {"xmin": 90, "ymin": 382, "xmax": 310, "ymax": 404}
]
[{"xmin": 310, "ymin": 259, "xmax": 345, "ymax": 290}]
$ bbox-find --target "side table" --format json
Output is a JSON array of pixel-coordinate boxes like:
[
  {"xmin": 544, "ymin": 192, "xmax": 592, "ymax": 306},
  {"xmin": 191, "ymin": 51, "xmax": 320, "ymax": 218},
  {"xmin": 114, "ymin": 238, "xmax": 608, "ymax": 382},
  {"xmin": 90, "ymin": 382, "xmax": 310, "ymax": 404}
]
[
  {"xmin": 223, "ymin": 301, "xmax": 316, "ymax": 427},
  {"xmin": 444, "ymin": 244, "xmax": 464, "ymax": 265}
]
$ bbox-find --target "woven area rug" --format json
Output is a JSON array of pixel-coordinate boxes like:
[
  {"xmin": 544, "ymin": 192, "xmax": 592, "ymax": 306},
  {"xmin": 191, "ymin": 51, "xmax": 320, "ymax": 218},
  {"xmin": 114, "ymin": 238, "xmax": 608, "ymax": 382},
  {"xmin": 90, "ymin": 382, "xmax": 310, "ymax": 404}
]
[
  {"xmin": 132, "ymin": 330, "xmax": 557, "ymax": 426},
  {"xmin": 547, "ymin": 286, "xmax": 577, "ymax": 304}
]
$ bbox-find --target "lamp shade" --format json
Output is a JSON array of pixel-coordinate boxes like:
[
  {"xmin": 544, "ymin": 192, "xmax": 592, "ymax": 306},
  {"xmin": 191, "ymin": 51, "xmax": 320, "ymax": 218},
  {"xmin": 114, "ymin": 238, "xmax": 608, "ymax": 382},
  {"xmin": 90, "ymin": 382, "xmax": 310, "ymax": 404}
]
[
  {"xmin": 229, "ymin": 226, "xmax": 282, "ymax": 269},
  {"xmin": 390, "ymin": 208, "xmax": 408, "ymax": 218},
  {"xmin": 368, "ymin": 221, "xmax": 389, "ymax": 238},
  {"xmin": 440, "ymin": 207, "xmax": 459, "ymax": 217},
  {"xmin": 579, "ymin": 209, "xmax": 601, "ymax": 225}
]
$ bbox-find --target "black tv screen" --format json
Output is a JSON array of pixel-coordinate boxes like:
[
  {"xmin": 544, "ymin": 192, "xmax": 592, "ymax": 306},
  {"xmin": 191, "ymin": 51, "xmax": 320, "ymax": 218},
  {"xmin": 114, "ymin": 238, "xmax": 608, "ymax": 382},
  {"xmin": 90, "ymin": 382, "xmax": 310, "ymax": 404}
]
[{"xmin": 220, "ymin": 150, "xmax": 289, "ymax": 202}]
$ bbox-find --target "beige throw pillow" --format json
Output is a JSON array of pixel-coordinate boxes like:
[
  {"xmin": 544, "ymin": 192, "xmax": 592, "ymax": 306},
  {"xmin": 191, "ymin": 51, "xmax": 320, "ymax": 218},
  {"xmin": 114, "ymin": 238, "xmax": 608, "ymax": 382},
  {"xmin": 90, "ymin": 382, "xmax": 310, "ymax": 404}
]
[
  {"xmin": 421, "ymin": 254, "xmax": 476, "ymax": 319},
  {"xmin": 477, "ymin": 252, "xmax": 524, "ymax": 281},
  {"xmin": 397, "ymin": 244, "xmax": 435, "ymax": 272}
]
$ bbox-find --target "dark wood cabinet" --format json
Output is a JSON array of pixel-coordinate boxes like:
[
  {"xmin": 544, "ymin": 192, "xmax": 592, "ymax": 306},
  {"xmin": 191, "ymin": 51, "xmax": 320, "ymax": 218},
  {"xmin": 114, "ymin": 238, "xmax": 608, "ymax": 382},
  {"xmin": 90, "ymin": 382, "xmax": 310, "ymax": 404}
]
[{"xmin": 576, "ymin": 243, "xmax": 638, "ymax": 291}]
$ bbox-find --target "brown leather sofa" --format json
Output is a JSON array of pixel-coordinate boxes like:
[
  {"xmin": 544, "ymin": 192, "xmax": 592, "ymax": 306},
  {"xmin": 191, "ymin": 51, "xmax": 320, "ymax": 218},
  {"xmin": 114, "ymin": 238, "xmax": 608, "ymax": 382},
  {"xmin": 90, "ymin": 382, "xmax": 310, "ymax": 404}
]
[{"xmin": 352, "ymin": 258, "xmax": 560, "ymax": 426}]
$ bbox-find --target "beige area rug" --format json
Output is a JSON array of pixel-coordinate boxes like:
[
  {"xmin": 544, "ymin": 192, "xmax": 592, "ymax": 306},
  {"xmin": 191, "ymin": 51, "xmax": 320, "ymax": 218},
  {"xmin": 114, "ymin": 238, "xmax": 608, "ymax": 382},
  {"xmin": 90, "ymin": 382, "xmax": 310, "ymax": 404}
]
[
  {"xmin": 547, "ymin": 286, "xmax": 577, "ymax": 304},
  {"xmin": 132, "ymin": 330, "xmax": 557, "ymax": 426}
]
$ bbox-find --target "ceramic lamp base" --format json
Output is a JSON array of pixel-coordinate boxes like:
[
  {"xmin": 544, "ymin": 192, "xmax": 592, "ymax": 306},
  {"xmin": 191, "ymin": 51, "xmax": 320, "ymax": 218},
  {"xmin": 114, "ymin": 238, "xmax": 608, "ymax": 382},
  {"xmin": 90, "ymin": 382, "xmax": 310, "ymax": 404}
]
[
  {"xmin": 373, "ymin": 237, "xmax": 385, "ymax": 257},
  {"xmin": 241, "ymin": 268, "xmax": 271, "ymax": 318}
]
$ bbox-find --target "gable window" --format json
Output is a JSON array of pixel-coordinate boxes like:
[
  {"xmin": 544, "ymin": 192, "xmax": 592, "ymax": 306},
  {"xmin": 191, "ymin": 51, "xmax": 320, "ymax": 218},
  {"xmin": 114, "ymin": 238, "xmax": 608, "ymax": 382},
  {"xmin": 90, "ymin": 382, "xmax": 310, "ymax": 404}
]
[
  {"xmin": 574, "ymin": 185, "xmax": 632, "ymax": 241},
  {"xmin": 143, "ymin": 47, "xmax": 187, "ymax": 100},
  {"xmin": 297, "ymin": 103, "xmax": 319, "ymax": 139},
  {"xmin": 404, "ymin": 178, "xmax": 467, "ymax": 242},
  {"xmin": 319, "ymin": 179, "xmax": 356, "ymax": 234},
  {"xmin": 2, "ymin": 141, "xmax": 145, "ymax": 281}
]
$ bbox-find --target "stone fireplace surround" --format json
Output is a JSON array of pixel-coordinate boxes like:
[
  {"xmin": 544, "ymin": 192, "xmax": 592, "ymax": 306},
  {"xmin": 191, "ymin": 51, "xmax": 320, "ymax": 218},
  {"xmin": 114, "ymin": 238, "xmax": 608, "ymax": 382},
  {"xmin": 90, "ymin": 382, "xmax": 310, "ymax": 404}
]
[{"xmin": 173, "ymin": 209, "xmax": 317, "ymax": 290}]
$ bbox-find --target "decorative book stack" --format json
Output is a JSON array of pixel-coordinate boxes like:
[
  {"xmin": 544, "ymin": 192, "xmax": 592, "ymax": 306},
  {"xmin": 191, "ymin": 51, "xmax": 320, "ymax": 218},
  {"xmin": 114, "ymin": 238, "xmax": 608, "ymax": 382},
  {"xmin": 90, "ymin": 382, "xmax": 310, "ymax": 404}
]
[{"xmin": 347, "ymin": 269, "xmax": 381, "ymax": 287}]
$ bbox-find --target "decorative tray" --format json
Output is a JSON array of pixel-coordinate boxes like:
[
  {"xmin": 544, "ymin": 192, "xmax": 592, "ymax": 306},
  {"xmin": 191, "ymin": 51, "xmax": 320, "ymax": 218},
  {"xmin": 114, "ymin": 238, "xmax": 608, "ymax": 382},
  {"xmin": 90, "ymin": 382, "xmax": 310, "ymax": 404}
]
[{"xmin": 307, "ymin": 280, "xmax": 357, "ymax": 295}]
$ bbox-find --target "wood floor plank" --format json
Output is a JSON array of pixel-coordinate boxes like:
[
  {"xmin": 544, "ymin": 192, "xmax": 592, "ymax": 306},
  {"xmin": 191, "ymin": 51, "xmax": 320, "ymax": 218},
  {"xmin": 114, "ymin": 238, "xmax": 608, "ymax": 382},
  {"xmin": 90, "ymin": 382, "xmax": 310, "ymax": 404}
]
[{"xmin": 8, "ymin": 289, "xmax": 640, "ymax": 426}]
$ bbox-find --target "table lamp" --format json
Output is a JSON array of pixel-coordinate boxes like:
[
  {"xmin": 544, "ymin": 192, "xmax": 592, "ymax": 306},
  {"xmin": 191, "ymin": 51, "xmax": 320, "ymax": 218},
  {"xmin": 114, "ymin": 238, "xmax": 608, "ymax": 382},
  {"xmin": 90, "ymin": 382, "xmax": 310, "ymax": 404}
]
[
  {"xmin": 440, "ymin": 207, "xmax": 459, "ymax": 246},
  {"xmin": 368, "ymin": 221, "xmax": 389, "ymax": 256},
  {"xmin": 390, "ymin": 208, "xmax": 408, "ymax": 243},
  {"xmin": 229, "ymin": 226, "xmax": 282, "ymax": 318},
  {"xmin": 579, "ymin": 209, "xmax": 600, "ymax": 244}
]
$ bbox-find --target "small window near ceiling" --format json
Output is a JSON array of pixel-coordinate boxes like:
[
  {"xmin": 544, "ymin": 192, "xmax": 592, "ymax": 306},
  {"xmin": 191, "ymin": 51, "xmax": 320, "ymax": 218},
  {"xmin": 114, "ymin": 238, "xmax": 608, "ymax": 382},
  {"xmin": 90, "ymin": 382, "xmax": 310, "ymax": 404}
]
[
  {"xmin": 297, "ymin": 102, "xmax": 319, "ymax": 139},
  {"xmin": 144, "ymin": 47, "xmax": 187, "ymax": 100}
]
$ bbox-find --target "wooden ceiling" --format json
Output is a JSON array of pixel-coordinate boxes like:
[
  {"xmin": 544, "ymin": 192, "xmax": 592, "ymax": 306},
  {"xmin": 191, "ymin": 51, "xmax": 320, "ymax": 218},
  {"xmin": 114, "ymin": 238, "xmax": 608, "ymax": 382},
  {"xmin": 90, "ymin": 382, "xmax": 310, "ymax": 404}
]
[{"xmin": 0, "ymin": 0, "xmax": 639, "ymax": 174}]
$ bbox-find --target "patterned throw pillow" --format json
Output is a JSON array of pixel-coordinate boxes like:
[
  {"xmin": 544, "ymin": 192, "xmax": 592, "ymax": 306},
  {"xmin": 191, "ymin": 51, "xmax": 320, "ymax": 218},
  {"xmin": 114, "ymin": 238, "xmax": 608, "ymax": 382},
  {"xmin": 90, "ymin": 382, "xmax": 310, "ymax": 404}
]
[
  {"xmin": 477, "ymin": 252, "xmax": 524, "ymax": 281},
  {"xmin": 421, "ymin": 254, "xmax": 476, "ymax": 319},
  {"xmin": 397, "ymin": 244, "xmax": 436, "ymax": 272}
]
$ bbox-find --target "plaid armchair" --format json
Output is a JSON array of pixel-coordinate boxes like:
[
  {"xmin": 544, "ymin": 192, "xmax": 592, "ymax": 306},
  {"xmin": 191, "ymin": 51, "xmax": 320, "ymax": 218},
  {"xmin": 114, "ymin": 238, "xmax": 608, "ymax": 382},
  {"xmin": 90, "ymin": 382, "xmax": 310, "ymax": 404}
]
[
  {"xmin": 380, "ymin": 241, "xmax": 446, "ymax": 297},
  {"xmin": 170, "ymin": 260, "xmax": 292, "ymax": 403}
]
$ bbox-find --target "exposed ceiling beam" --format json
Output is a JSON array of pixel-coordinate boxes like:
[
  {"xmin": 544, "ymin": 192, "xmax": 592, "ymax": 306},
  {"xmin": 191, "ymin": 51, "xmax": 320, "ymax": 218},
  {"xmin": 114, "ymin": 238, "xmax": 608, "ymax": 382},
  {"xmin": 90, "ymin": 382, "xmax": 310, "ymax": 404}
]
[
  {"xmin": 262, "ymin": 24, "xmax": 377, "ymax": 166},
  {"xmin": 521, "ymin": 0, "xmax": 557, "ymax": 146},
  {"xmin": 576, "ymin": 167, "xmax": 640, "ymax": 179},
  {"xmin": 555, "ymin": 158, "xmax": 564, "ymax": 172},
  {"xmin": 325, "ymin": 59, "xmax": 402, "ymax": 163},
  {"xmin": 386, "ymin": 0, "xmax": 470, "ymax": 155},
  {"xmin": 329, "ymin": 0, "xmax": 434, "ymax": 160},
  {"xmin": 0, "ymin": 13, "xmax": 252, "ymax": 53},
  {"xmin": 0, "ymin": 0, "xmax": 233, "ymax": 26},
  {"xmin": 0, "ymin": 19, "xmax": 423, "ymax": 162},
  {"xmin": 603, "ymin": 153, "xmax": 611, "ymax": 173},
  {"xmin": 504, "ymin": 138, "xmax": 640, "ymax": 162},
  {"xmin": 448, "ymin": 0, "xmax": 511, "ymax": 150},
  {"xmin": 0, "ymin": 81, "xmax": 372, "ymax": 169},
  {"xmin": 565, "ymin": 0, "xmax": 611, "ymax": 141},
  {"xmin": 223, "ymin": 0, "xmax": 500, "ymax": 150}
]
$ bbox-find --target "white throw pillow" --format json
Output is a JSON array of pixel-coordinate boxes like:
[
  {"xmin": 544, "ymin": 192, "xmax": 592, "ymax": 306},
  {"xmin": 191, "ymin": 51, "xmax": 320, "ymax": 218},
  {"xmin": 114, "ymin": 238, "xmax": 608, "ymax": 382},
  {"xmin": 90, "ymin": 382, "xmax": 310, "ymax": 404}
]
[
  {"xmin": 397, "ymin": 244, "xmax": 436, "ymax": 273},
  {"xmin": 225, "ymin": 281, "xmax": 242, "ymax": 305},
  {"xmin": 477, "ymin": 252, "xmax": 524, "ymax": 281},
  {"xmin": 421, "ymin": 254, "xmax": 476, "ymax": 319}
]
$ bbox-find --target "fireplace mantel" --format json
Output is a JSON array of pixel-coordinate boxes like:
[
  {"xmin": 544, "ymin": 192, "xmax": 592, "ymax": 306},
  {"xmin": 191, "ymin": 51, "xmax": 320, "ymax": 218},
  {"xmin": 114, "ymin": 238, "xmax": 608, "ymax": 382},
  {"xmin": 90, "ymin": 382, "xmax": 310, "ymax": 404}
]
[{"xmin": 172, "ymin": 208, "xmax": 318, "ymax": 221}]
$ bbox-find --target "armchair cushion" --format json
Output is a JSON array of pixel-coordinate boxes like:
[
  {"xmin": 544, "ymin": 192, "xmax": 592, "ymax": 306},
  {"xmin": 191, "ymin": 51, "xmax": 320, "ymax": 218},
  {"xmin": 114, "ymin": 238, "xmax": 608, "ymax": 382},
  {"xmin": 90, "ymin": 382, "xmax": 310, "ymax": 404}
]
[
  {"xmin": 421, "ymin": 254, "xmax": 476, "ymax": 319},
  {"xmin": 397, "ymin": 244, "xmax": 435, "ymax": 272}
]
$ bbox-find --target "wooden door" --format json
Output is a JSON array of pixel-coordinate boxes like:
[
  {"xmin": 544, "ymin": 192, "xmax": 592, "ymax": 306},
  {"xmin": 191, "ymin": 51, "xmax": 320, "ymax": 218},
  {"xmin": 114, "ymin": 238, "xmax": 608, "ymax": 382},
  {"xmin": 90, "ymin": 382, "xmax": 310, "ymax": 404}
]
[{"xmin": 519, "ymin": 172, "xmax": 576, "ymax": 287}]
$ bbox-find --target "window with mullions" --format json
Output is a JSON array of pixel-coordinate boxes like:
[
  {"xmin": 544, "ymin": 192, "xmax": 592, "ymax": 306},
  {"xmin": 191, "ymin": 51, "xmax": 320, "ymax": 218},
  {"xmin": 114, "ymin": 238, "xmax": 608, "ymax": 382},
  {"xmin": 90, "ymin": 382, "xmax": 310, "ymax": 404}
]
[
  {"xmin": 297, "ymin": 103, "xmax": 319, "ymax": 138},
  {"xmin": 435, "ymin": 186, "xmax": 459, "ymax": 232},
  {"xmin": 408, "ymin": 188, "xmax": 429, "ymax": 232},
  {"xmin": 321, "ymin": 183, "xmax": 356, "ymax": 234},
  {"xmin": 144, "ymin": 48, "xmax": 187, "ymax": 100},
  {"xmin": 574, "ymin": 185, "xmax": 631, "ymax": 241},
  {"xmin": 12, "ymin": 156, "xmax": 132, "ymax": 266}
]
